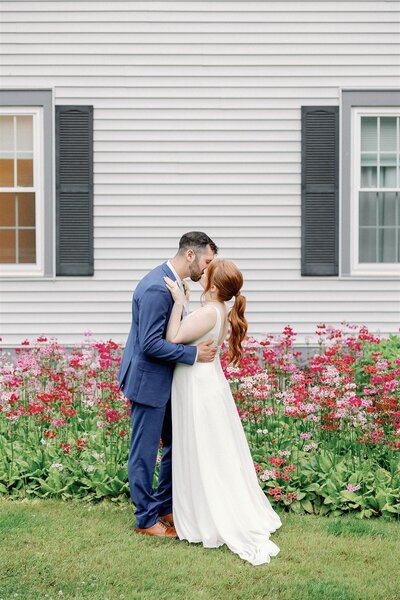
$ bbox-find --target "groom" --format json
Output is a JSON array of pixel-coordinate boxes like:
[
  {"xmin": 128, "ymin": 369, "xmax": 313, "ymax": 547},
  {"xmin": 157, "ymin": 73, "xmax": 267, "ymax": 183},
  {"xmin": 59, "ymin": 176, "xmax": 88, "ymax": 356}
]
[{"xmin": 118, "ymin": 232, "xmax": 218, "ymax": 538}]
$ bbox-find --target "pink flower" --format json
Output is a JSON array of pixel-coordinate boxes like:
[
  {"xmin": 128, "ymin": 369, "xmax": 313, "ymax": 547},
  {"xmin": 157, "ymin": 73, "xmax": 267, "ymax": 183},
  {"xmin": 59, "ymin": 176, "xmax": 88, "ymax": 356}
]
[{"xmin": 347, "ymin": 483, "xmax": 361, "ymax": 492}]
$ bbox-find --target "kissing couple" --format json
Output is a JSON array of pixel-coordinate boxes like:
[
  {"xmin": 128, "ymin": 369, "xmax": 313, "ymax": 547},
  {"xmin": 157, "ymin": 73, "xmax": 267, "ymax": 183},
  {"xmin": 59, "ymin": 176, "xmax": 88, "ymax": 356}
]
[{"xmin": 118, "ymin": 231, "xmax": 282, "ymax": 566}]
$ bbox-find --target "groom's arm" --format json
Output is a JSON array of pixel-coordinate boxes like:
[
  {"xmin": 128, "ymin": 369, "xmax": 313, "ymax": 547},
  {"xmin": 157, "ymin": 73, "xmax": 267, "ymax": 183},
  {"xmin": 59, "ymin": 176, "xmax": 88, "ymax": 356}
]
[{"xmin": 138, "ymin": 284, "xmax": 197, "ymax": 365}]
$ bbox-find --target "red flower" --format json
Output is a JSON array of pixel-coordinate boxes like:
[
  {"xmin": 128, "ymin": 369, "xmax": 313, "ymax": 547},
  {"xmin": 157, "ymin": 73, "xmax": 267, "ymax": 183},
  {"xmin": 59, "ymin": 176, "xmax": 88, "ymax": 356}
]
[
  {"xmin": 75, "ymin": 438, "xmax": 88, "ymax": 451},
  {"xmin": 59, "ymin": 442, "xmax": 71, "ymax": 454},
  {"xmin": 268, "ymin": 457, "xmax": 286, "ymax": 467}
]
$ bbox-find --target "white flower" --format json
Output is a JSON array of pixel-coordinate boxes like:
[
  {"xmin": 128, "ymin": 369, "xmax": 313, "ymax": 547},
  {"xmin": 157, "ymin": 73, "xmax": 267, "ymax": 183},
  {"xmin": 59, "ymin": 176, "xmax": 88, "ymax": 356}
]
[
  {"xmin": 92, "ymin": 451, "xmax": 105, "ymax": 461},
  {"xmin": 260, "ymin": 469, "xmax": 277, "ymax": 481},
  {"xmin": 40, "ymin": 438, "xmax": 48, "ymax": 446},
  {"xmin": 256, "ymin": 428, "xmax": 269, "ymax": 434},
  {"xmin": 85, "ymin": 465, "xmax": 94, "ymax": 473},
  {"xmin": 304, "ymin": 442, "xmax": 318, "ymax": 452},
  {"xmin": 50, "ymin": 463, "xmax": 64, "ymax": 471}
]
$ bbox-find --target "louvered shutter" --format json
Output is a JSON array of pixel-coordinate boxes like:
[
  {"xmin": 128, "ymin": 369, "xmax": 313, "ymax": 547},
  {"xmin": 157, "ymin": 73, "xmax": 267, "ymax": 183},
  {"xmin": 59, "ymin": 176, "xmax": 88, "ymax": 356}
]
[
  {"xmin": 301, "ymin": 106, "xmax": 339, "ymax": 276},
  {"xmin": 56, "ymin": 105, "xmax": 93, "ymax": 276}
]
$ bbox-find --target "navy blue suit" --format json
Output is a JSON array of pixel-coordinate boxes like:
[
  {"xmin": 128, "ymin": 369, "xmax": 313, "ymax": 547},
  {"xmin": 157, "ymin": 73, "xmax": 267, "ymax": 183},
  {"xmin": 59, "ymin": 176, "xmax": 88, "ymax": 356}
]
[{"xmin": 118, "ymin": 262, "xmax": 197, "ymax": 528}]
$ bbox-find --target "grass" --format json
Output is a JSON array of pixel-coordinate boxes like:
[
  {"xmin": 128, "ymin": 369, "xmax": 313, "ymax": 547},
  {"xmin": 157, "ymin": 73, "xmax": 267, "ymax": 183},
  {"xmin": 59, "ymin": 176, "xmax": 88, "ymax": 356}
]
[{"xmin": 0, "ymin": 498, "xmax": 399, "ymax": 600}]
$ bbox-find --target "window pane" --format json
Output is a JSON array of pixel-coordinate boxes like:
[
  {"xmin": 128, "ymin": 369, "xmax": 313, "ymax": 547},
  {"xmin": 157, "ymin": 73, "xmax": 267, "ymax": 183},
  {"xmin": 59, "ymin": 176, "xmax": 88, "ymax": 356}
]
[
  {"xmin": 18, "ymin": 192, "xmax": 35, "ymax": 227},
  {"xmin": 16, "ymin": 116, "xmax": 33, "ymax": 152},
  {"xmin": 0, "ymin": 229, "xmax": 16, "ymax": 263},
  {"xmin": 378, "ymin": 228, "xmax": 397, "ymax": 262},
  {"xmin": 378, "ymin": 192, "xmax": 396, "ymax": 226},
  {"xmin": 17, "ymin": 158, "xmax": 33, "ymax": 187},
  {"xmin": 380, "ymin": 167, "xmax": 397, "ymax": 188},
  {"xmin": 359, "ymin": 228, "xmax": 377, "ymax": 262},
  {"xmin": 0, "ymin": 192, "xmax": 16, "ymax": 226},
  {"xmin": 380, "ymin": 117, "xmax": 397, "ymax": 152},
  {"xmin": 0, "ymin": 109, "xmax": 40, "ymax": 269},
  {"xmin": 19, "ymin": 229, "xmax": 36, "ymax": 263},
  {"xmin": 361, "ymin": 166, "xmax": 377, "ymax": 188},
  {"xmin": 361, "ymin": 117, "xmax": 377, "ymax": 151},
  {"xmin": 0, "ymin": 116, "xmax": 14, "ymax": 152},
  {"xmin": 379, "ymin": 153, "xmax": 397, "ymax": 188},
  {"xmin": 361, "ymin": 153, "xmax": 377, "ymax": 167},
  {"xmin": 0, "ymin": 159, "xmax": 14, "ymax": 187},
  {"xmin": 358, "ymin": 115, "xmax": 400, "ymax": 268},
  {"xmin": 359, "ymin": 192, "xmax": 377, "ymax": 226}
]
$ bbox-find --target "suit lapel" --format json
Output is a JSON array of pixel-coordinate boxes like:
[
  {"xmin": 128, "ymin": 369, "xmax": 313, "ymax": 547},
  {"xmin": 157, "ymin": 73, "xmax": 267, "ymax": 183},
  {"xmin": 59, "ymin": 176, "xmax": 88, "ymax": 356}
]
[
  {"xmin": 161, "ymin": 262, "xmax": 188, "ymax": 318},
  {"xmin": 161, "ymin": 261, "xmax": 176, "ymax": 281}
]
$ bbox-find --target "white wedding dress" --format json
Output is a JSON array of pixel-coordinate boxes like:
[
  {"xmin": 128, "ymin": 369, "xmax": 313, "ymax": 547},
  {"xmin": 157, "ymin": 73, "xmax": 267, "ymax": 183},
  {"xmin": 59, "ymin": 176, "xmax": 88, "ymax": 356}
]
[{"xmin": 171, "ymin": 303, "xmax": 282, "ymax": 566}]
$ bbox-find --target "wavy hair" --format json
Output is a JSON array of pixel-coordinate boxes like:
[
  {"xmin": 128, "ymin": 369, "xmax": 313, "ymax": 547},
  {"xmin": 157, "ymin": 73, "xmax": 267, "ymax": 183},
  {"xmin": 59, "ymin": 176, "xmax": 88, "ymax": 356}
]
[{"xmin": 202, "ymin": 259, "xmax": 248, "ymax": 366}]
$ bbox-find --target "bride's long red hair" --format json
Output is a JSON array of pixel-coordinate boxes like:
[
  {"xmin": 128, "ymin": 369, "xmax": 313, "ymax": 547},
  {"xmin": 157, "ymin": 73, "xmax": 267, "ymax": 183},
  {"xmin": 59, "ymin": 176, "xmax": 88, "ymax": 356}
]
[{"xmin": 202, "ymin": 259, "xmax": 248, "ymax": 366}]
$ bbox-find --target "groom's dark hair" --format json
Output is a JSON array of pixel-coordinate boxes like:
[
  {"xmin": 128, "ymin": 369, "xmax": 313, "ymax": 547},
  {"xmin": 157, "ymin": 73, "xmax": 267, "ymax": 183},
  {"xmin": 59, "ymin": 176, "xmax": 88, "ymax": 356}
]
[{"xmin": 178, "ymin": 231, "xmax": 218, "ymax": 255}]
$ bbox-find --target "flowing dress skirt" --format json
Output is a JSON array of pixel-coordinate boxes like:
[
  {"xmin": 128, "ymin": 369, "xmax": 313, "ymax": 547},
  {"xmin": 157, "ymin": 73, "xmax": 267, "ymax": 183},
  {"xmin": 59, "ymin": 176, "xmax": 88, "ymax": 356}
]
[{"xmin": 171, "ymin": 356, "xmax": 282, "ymax": 566}]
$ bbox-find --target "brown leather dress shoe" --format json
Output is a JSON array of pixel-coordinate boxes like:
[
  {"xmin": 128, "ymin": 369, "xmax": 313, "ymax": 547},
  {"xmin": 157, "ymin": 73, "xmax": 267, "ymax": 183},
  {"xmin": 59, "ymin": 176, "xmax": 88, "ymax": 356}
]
[
  {"xmin": 159, "ymin": 512, "xmax": 174, "ymax": 527},
  {"xmin": 134, "ymin": 520, "xmax": 177, "ymax": 538}
]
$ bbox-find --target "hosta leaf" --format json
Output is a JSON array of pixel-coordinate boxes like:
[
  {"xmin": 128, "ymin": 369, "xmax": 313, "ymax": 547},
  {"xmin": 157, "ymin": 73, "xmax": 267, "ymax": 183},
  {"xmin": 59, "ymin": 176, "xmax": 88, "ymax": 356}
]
[
  {"xmin": 382, "ymin": 504, "xmax": 399, "ymax": 515},
  {"xmin": 301, "ymin": 499, "xmax": 314, "ymax": 513},
  {"xmin": 295, "ymin": 491, "xmax": 306, "ymax": 501},
  {"xmin": 304, "ymin": 483, "xmax": 320, "ymax": 492},
  {"xmin": 341, "ymin": 490, "xmax": 362, "ymax": 503},
  {"xmin": 376, "ymin": 491, "xmax": 388, "ymax": 510}
]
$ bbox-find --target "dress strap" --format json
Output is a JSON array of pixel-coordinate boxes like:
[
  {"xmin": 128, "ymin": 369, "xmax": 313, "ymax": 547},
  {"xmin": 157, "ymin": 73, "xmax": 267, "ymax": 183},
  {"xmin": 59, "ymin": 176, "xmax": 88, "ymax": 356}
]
[{"xmin": 210, "ymin": 304, "xmax": 224, "ymax": 345}]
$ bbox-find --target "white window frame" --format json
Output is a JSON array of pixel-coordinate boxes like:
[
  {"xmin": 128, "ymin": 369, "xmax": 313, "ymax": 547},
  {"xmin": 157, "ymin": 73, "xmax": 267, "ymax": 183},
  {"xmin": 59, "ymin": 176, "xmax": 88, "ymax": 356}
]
[
  {"xmin": 0, "ymin": 106, "xmax": 44, "ymax": 276},
  {"xmin": 351, "ymin": 106, "xmax": 400, "ymax": 277}
]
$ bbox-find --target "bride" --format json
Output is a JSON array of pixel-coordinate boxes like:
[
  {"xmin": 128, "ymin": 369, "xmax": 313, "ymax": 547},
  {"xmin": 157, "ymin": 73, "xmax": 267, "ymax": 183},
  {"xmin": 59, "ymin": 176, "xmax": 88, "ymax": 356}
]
[{"xmin": 163, "ymin": 259, "xmax": 282, "ymax": 566}]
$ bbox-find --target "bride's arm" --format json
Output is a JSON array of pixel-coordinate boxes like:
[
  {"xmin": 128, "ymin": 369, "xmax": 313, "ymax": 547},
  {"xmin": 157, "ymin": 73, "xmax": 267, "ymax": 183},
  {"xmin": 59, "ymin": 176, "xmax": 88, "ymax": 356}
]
[
  {"xmin": 167, "ymin": 305, "xmax": 217, "ymax": 344},
  {"xmin": 164, "ymin": 277, "xmax": 217, "ymax": 344}
]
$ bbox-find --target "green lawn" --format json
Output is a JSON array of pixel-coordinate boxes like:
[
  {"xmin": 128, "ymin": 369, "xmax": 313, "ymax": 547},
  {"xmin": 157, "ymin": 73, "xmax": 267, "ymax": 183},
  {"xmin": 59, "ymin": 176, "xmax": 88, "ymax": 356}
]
[{"xmin": 0, "ymin": 498, "xmax": 399, "ymax": 600}]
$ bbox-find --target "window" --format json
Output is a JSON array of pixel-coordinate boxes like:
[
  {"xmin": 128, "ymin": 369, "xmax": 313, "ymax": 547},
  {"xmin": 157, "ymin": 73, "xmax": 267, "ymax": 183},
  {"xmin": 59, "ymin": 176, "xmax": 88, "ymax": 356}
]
[
  {"xmin": 352, "ymin": 108, "xmax": 400, "ymax": 275},
  {"xmin": 0, "ymin": 92, "xmax": 93, "ymax": 278},
  {"xmin": 0, "ymin": 90, "xmax": 53, "ymax": 278},
  {"xmin": 341, "ymin": 89, "xmax": 400, "ymax": 278},
  {"xmin": 0, "ymin": 107, "xmax": 43, "ymax": 274}
]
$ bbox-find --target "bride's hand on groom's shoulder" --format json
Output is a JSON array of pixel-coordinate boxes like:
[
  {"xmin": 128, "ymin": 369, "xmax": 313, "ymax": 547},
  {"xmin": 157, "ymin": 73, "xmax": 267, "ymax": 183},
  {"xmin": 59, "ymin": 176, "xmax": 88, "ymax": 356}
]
[{"xmin": 163, "ymin": 276, "xmax": 183, "ymax": 304}]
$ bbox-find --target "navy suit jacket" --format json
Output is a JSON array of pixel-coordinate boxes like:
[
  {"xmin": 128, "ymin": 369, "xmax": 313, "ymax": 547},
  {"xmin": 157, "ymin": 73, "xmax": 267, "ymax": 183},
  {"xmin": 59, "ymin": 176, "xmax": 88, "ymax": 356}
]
[{"xmin": 118, "ymin": 262, "xmax": 197, "ymax": 407}]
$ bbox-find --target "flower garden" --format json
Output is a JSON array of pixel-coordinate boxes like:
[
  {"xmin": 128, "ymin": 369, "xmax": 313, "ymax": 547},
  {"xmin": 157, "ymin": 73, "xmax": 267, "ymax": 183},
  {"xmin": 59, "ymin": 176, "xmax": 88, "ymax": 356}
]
[{"xmin": 0, "ymin": 323, "xmax": 399, "ymax": 520}]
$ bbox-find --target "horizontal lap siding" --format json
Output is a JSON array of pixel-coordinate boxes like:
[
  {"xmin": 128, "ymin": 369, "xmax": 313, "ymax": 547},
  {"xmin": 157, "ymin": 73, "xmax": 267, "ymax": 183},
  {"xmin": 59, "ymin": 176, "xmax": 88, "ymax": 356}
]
[{"xmin": 1, "ymin": 1, "xmax": 399, "ymax": 345}]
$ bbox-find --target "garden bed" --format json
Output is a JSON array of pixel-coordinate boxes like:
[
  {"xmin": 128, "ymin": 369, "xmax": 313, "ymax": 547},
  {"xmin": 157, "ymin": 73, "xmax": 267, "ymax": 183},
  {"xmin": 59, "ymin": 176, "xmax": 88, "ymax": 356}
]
[{"xmin": 0, "ymin": 323, "xmax": 399, "ymax": 519}]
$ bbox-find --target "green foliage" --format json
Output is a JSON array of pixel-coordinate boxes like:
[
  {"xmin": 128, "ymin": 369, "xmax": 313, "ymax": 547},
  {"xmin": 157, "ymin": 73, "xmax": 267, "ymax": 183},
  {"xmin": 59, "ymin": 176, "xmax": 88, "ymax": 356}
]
[{"xmin": 1, "ymin": 328, "xmax": 399, "ymax": 520}]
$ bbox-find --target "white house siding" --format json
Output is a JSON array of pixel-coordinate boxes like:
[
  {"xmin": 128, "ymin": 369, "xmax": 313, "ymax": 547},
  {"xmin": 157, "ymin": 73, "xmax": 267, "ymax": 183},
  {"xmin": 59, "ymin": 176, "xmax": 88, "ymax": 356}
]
[{"xmin": 1, "ymin": 1, "xmax": 400, "ymax": 347}]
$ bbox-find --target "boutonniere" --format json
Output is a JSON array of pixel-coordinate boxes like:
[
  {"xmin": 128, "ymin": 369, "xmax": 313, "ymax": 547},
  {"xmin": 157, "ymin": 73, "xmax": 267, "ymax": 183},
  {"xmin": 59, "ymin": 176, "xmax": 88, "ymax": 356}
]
[{"xmin": 182, "ymin": 280, "xmax": 190, "ymax": 302}]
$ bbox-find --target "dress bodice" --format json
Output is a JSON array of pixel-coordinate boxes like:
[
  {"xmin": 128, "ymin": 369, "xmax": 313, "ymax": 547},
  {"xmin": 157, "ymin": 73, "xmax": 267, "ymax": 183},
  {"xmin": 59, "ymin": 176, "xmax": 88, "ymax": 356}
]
[{"xmin": 184, "ymin": 303, "xmax": 225, "ymax": 350}]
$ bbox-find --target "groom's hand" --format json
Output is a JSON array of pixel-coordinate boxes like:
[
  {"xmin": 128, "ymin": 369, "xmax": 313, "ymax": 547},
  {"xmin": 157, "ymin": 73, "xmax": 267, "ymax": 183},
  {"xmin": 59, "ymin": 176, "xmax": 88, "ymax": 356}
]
[{"xmin": 197, "ymin": 339, "xmax": 217, "ymax": 362}]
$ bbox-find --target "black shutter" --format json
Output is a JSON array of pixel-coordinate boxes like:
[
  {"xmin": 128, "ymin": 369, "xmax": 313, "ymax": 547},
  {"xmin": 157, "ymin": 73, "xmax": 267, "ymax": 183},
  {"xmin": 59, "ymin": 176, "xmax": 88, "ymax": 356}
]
[
  {"xmin": 301, "ymin": 106, "xmax": 339, "ymax": 276},
  {"xmin": 56, "ymin": 105, "xmax": 93, "ymax": 276}
]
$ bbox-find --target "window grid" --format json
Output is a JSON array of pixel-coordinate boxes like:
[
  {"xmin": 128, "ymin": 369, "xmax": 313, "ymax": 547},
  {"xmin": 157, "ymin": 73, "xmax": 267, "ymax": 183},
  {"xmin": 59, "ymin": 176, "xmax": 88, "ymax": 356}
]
[
  {"xmin": 397, "ymin": 117, "xmax": 399, "ymax": 189},
  {"xmin": 359, "ymin": 115, "xmax": 400, "ymax": 264},
  {"xmin": 0, "ymin": 112, "xmax": 36, "ymax": 265}
]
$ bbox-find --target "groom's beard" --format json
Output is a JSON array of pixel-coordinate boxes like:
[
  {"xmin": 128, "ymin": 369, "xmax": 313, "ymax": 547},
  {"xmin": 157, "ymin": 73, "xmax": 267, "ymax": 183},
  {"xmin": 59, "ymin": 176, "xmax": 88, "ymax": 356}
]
[{"xmin": 188, "ymin": 257, "xmax": 203, "ymax": 282}]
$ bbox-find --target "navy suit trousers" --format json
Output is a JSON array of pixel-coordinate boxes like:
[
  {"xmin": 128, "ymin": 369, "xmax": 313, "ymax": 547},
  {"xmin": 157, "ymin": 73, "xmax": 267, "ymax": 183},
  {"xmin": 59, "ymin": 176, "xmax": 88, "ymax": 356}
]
[{"xmin": 128, "ymin": 398, "xmax": 173, "ymax": 529}]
